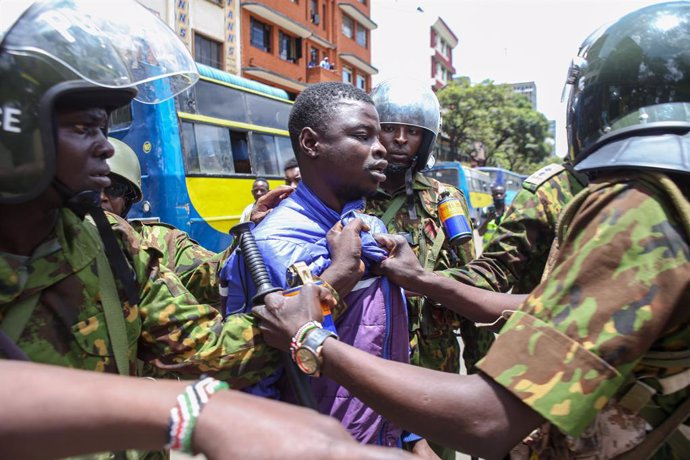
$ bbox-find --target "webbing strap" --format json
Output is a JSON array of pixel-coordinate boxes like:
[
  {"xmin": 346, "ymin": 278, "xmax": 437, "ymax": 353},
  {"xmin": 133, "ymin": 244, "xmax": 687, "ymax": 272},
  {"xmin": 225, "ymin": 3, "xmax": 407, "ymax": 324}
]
[
  {"xmin": 423, "ymin": 230, "xmax": 446, "ymax": 271},
  {"xmin": 96, "ymin": 249, "xmax": 130, "ymax": 376},
  {"xmin": 381, "ymin": 194, "xmax": 406, "ymax": 227},
  {"xmin": 0, "ymin": 292, "xmax": 41, "ymax": 343}
]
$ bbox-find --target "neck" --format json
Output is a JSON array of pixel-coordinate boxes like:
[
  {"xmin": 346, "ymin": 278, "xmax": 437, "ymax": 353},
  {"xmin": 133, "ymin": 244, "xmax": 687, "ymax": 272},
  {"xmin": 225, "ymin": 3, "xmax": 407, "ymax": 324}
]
[
  {"xmin": 381, "ymin": 170, "xmax": 406, "ymax": 193},
  {"xmin": 0, "ymin": 193, "xmax": 61, "ymax": 256}
]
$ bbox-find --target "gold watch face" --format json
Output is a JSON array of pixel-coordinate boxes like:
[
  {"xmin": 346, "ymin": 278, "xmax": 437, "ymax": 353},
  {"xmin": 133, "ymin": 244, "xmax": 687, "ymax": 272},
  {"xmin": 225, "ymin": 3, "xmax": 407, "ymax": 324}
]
[{"xmin": 295, "ymin": 347, "xmax": 318, "ymax": 375}]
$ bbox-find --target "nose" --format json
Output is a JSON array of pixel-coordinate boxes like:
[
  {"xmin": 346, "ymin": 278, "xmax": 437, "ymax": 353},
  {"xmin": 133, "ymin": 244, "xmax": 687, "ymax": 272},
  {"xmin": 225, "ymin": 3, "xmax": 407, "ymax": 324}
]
[
  {"xmin": 101, "ymin": 136, "xmax": 115, "ymax": 160},
  {"xmin": 394, "ymin": 126, "xmax": 407, "ymax": 145},
  {"xmin": 373, "ymin": 135, "xmax": 387, "ymax": 159}
]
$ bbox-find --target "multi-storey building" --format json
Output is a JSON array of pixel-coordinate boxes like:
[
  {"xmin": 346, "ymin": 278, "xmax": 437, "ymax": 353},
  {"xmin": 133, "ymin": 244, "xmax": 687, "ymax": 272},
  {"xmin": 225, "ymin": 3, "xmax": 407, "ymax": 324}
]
[
  {"xmin": 511, "ymin": 81, "xmax": 537, "ymax": 109},
  {"xmin": 371, "ymin": 3, "xmax": 457, "ymax": 91},
  {"xmin": 137, "ymin": 0, "xmax": 378, "ymax": 98}
]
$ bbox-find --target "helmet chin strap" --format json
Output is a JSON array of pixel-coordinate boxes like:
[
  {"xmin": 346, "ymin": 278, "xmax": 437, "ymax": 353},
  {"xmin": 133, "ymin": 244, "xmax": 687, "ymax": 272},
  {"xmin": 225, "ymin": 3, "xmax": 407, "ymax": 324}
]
[
  {"xmin": 404, "ymin": 157, "xmax": 418, "ymax": 220},
  {"xmin": 54, "ymin": 179, "xmax": 139, "ymax": 306}
]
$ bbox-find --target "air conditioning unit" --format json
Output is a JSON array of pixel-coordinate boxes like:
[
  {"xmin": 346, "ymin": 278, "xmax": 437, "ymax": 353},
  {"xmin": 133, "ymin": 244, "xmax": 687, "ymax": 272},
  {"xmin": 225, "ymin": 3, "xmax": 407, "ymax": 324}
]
[{"xmin": 311, "ymin": 13, "xmax": 320, "ymax": 25}]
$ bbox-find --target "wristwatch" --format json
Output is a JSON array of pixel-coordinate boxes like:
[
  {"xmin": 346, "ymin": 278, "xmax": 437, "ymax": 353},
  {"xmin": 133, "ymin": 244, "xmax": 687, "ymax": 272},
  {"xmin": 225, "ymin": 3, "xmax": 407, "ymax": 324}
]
[{"xmin": 294, "ymin": 327, "xmax": 337, "ymax": 377}]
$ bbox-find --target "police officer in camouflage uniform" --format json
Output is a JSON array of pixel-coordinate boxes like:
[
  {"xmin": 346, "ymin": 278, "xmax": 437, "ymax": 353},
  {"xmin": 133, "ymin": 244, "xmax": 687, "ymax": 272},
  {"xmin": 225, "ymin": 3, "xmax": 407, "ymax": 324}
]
[
  {"xmin": 256, "ymin": 3, "xmax": 690, "ymax": 458},
  {"xmin": 448, "ymin": 162, "xmax": 588, "ymax": 294},
  {"xmin": 0, "ymin": 3, "xmax": 285, "ymax": 458},
  {"xmin": 366, "ymin": 79, "xmax": 490, "ymax": 458},
  {"xmin": 366, "ymin": 79, "xmax": 491, "ymax": 376},
  {"xmin": 102, "ymin": 137, "xmax": 227, "ymax": 307}
]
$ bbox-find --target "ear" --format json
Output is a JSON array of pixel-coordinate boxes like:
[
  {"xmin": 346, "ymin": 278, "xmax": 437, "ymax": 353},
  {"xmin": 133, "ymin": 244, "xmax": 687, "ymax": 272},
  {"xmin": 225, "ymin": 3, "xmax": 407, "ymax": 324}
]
[{"xmin": 299, "ymin": 127, "xmax": 320, "ymax": 158}]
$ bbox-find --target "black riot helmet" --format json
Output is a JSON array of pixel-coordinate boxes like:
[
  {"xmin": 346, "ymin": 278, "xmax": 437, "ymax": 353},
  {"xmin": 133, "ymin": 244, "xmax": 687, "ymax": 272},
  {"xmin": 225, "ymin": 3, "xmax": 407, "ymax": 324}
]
[
  {"xmin": 565, "ymin": 1, "xmax": 690, "ymax": 175},
  {"xmin": 0, "ymin": 0, "xmax": 199, "ymax": 204},
  {"xmin": 370, "ymin": 78, "xmax": 441, "ymax": 172}
]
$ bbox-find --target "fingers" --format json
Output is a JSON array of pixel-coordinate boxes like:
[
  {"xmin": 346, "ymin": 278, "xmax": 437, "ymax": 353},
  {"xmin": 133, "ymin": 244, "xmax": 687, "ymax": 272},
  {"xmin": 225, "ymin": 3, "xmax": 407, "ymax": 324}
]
[
  {"xmin": 343, "ymin": 217, "xmax": 370, "ymax": 233},
  {"xmin": 373, "ymin": 233, "xmax": 405, "ymax": 251}
]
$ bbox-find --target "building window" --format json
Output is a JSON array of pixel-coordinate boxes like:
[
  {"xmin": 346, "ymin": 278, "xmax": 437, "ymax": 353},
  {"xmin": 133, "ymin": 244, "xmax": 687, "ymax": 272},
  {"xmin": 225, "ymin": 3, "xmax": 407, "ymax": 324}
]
[
  {"xmin": 356, "ymin": 25, "xmax": 367, "ymax": 47},
  {"xmin": 342, "ymin": 66, "xmax": 353, "ymax": 84},
  {"xmin": 342, "ymin": 15, "xmax": 354, "ymax": 38},
  {"xmin": 250, "ymin": 17, "xmax": 271, "ymax": 52},
  {"xmin": 356, "ymin": 74, "xmax": 366, "ymax": 90},
  {"xmin": 279, "ymin": 31, "xmax": 302, "ymax": 63},
  {"xmin": 194, "ymin": 33, "xmax": 222, "ymax": 69}
]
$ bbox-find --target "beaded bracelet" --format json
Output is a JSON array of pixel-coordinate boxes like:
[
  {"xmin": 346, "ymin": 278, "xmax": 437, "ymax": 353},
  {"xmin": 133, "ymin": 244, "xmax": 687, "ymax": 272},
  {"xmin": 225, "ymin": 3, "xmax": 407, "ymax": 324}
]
[
  {"xmin": 289, "ymin": 320, "xmax": 322, "ymax": 362},
  {"xmin": 166, "ymin": 376, "xmax": 229, "ymax": 454}
]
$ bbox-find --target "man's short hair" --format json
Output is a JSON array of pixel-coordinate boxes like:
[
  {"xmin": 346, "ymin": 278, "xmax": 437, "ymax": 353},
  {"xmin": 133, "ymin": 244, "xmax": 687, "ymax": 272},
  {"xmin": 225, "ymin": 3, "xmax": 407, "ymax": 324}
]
[
  {"xmin": 254, "ymin": 177, "xmax": 269, "ymax": 186},
  {"xmin": 283, "ymin": 158, "xmax": 299, "ymax": 172},
  {"xmin": 288, "ymin": 82, "xmax": 373, "ymax": 155}
]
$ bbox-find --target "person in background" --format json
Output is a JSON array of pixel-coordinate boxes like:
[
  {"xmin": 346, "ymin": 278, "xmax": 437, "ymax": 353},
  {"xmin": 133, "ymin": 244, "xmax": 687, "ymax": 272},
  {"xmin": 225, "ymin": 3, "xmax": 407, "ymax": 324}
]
[
  {"xmin": 255, "ymin": 3, "xmax": 690, "ymax": 458},
  {"xmin": 240, "ymin": 177, "xmax": 270, "ymax": 223},
  {"xmin": 284, "ymin": 157, "xmax": 302, "ymax": 187},
  {"xmin": 320, "ymin": 56, "xmax": 331, "ymax": 69},
  {"xmin": 477, "ymin": 184, "xmax": 506, "ymax": 243}
]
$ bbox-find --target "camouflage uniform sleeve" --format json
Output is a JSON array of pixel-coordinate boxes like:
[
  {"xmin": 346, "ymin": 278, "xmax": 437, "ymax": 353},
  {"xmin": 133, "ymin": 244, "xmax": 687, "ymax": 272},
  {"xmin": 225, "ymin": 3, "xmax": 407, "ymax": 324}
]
[
  {"xmin": 141, "ymin": 224, "xmax": 227, "ymax": 309},
  {"xmin": 111, "ymin": 217, "xmax": 279, "ymax": 388},
  {"xmin": 477, "ymin": 180, "xmax": 690, "ymax": 437},
  {"xmin": 443, "ymin": 167, "xmax": 585, "ymax": 294}
]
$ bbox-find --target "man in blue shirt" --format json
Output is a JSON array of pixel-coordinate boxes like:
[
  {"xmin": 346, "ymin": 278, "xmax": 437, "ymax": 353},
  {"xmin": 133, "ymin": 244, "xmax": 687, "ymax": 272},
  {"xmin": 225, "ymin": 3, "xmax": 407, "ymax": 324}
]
[{"xmin": 220, "ymin": 82, "xmax": 412, "ymax": 447}]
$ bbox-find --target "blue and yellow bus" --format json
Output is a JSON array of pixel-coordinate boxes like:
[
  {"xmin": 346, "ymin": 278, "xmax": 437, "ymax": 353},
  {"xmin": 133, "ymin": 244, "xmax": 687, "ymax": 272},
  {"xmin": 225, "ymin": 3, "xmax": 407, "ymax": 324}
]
[
  {"xmin": 422, "ymin": 161, "xmax": 493, "ymax": 225},
  {"xmin": 111, "ymin": 64, "xmax": 294, "ymax": 251},
  {"xmin": 477, "ymin": 166, "xmax": 526, "ymax": 206}
]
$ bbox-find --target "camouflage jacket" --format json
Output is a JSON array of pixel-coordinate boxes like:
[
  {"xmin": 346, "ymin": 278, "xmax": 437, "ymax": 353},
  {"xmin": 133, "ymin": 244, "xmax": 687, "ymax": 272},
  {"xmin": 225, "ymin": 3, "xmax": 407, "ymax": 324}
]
[
  {"xmin": 130, "ymin": 220, "xmax": 228, "ymax": 308},
  {"xmin": 366, "ymin": 173, "xmax": 488, "ymax": 373},
  {"xmin": 0, "ymin": 208, "xmax": 279, "ymax": 385},
  {"xmin": 447, "ymin": 163, "xmax": 587, "ymax": 294},
  {"xmin": 478, "ymin": 173, "xmax": 690, "ymax": 458}
]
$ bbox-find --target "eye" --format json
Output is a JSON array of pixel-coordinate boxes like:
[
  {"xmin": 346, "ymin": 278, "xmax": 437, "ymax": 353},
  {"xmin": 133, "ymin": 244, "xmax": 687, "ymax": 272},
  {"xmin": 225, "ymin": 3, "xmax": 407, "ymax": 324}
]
[{"xmin": 73, "ymin": 123, "xmax": 88, "ymax": 134}]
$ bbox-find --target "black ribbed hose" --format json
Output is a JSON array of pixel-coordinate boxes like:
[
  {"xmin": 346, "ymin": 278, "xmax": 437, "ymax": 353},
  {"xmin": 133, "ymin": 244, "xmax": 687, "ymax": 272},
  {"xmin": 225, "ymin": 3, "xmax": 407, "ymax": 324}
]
[{"xmin": 229, "ymin": 222, "xmax": 317, "ymax": 409}]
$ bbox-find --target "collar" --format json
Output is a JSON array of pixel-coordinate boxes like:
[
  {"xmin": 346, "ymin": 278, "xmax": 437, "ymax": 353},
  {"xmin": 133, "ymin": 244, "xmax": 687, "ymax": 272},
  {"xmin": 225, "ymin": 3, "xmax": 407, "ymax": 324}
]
[{"xmin": 371, "ymin": 171, "xmax": 435, "ymax": 200}]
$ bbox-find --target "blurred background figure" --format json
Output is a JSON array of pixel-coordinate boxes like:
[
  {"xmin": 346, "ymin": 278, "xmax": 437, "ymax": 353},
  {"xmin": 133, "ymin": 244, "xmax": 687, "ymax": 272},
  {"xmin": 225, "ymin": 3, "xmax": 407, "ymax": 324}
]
[
  {"xmin": 478, "ymin": 184, "xmax": 506, "ymax": 243},
  {"xmin": 240, "ymin": 177, "xmax": 270, "ymax": 223},
  {"xmin": 284, "ymin": 158, "xmax": 301, "ymax": 187},
  {"xmin": 100, "ymin": 138, "xmax": 142, "ymax": 217}
]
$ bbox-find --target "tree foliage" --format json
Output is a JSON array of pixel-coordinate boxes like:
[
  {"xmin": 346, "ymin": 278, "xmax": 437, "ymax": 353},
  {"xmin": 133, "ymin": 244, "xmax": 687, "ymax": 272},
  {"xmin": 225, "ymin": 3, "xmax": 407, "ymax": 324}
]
[{"xmin": 436, "ymin": 78, "xmax": 553, "ymax": 174}]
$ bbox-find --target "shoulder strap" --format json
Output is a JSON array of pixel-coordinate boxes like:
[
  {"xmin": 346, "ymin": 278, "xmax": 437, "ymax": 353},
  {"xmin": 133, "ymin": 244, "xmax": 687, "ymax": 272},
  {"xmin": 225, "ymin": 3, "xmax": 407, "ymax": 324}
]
[
  {"xmin": 0, "ymin": 293, "xmax": 42, "ymax": 343},
  {"xmin": 522, "ymin": 163, "xmax": 566, "ymax": 192},
  {"xmin": 423, "ymin": 230, "xmax": 446, "ymax": 271},
  {"xmin": 95, "ymin": 249, "xmax": 131, "ymax": 376},
  {"xmin": 381, "ymin": 194, "xmax": 407, "ymax": 227}
]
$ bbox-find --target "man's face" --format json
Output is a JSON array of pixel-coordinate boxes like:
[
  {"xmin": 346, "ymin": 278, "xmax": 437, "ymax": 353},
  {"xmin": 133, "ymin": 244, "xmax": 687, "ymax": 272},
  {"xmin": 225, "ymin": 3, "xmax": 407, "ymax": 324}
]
[
  {"xmin": 55, "ymin": 107, "xmax": 113, "ymax": 194},
  {"xmin": 251, "ymin": 180, "xmax": 269, "ymax": 201},
  {"xmin": 285, "ymin": 167, "xmax": 301, "ymax": 187},
  {"xmin": 492, "ymin": 187, "xmax": 506, "ymax": 204},
  {"xmin": 378, "ymin": 123, "xmax": 423, "ymax": 169},
  {"xmin": 318, "ymin": 100, "xmax": 387, "ymax": 201},
  {"xmin": 100, "ymin": 176, "xmax": 130, "ymax": 217}
]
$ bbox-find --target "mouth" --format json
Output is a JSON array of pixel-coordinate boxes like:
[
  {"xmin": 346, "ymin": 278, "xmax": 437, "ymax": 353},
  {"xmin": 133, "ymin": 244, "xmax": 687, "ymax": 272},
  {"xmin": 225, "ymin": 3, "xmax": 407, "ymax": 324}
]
[
  {"xmin": 90, "ymin": 169, "xmax": 112, "ymax": 189},
  {"xmin": 369, "ymin": 161, "xmax": 388, "ymax": 182}
]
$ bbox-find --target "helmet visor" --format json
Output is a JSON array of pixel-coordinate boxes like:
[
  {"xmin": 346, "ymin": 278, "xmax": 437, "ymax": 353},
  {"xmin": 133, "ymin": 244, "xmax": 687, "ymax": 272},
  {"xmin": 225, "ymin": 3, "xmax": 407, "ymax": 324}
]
[{"xmin": 3, "ymin": 0, "xmax": 199, "ymax": 103}]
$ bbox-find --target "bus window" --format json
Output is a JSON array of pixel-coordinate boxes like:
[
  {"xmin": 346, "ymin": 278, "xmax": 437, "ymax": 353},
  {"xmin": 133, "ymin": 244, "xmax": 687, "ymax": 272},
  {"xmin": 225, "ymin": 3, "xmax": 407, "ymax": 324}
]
[
  {"xmin": 230, "ymin": 131, "xmax": 251, "ymax": 174},
  {"xmin": 251, "ymin": 133, "xmax": 281, "ymax": 175},
  {"xmin": 181, "ymin": 122, "xmax": 200, "ymax": 174},
  {"xmin": 277, "ymin": 136, "xmax": 295, "ymax": 169},
  {"xmin": 246, "ymin": 92, "xmax": 292, "ymax": 129},
  {"xmin": 195, "ymin": 80, "xmax": 249, "ymax": 123},
  {"xmin": 194, "ymin": 124, "xmax": 233, "ymax": 175}
]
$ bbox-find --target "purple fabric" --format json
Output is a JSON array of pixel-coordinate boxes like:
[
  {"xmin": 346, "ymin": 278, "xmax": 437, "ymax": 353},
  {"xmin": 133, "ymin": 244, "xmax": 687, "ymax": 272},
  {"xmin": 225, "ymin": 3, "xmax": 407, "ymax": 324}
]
[
  {"xmin": 219, "ymin": 183, "xmax": 410, "ymax": 445},
  {"xmin": 312, "ymin": 276, "xmax": 408, "ymax": 445}
]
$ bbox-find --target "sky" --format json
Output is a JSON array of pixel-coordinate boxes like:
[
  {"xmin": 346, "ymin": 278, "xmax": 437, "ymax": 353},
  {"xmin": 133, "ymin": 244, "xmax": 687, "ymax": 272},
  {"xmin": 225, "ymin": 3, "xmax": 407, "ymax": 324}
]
[{"xmin": 372, "ymin": 0, "xmax": 671, "ymax": 158}]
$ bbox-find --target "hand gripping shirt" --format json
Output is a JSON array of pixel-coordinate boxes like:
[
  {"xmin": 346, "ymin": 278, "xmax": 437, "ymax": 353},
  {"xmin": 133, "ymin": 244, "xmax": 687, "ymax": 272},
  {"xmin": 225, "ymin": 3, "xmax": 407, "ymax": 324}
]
[
  {"xmin": 446, "ymin": 163, "xmax": 587, "ymax": 294},
  {"xmin": 220, "ymin": 183, "xmax": 410, "ymax": 446},
  {"xmin": 478, "ymin": 173, "xmax": 690, "ymax": 453},
  {"xmin": 365, "ymin": 172, "xmax": 491, "ymax": 374}
]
